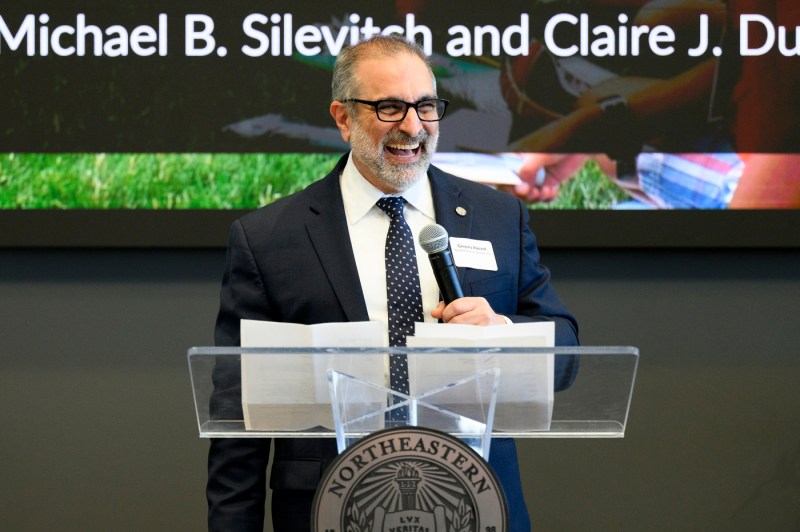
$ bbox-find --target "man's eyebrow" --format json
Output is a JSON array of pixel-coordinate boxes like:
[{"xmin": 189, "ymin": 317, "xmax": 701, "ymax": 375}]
[{"xmin": 376, "ymin": 95, "xmax": 438, "ymax": 102}]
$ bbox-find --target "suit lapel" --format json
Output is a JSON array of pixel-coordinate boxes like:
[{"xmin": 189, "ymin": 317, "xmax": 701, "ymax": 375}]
[
  {"xmin": 429, "ymin": 167, "xmax": 473, "ymax": 284},
  {"xmin": 301, "ymin": 161, "xmax": 473, "ymax": 320},
  {"xmin": 304, "ymin": 159, "xmax": 370, "ymax": 322}
]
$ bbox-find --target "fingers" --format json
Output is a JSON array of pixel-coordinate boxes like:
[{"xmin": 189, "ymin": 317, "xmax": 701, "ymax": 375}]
[
  {"xmin": 518, "ymin": 153, "xmax": 563, "ymax": 182},
  {"xmin": 512, "ymin": 179, "xmax": 561, "ymax": 202},
  {"xmin": 435, "ymin": 297, "xmax": 505, "ymax": 326},
  {"xmin": 430, "ymin": 300, "xmax": 446, "ymax": 320},
  {"xmin": 506, "ymin": 153, "xmax": 591, "ymax": 203},
  {"xmin": 512, "ymin": 152, "xmax": 620, "ymax": 203}
]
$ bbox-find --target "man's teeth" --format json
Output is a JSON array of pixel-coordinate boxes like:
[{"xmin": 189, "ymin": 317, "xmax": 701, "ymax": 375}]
[{"xmin": 386, "ymin": 142, "xmax": 419, "ymax": 150}]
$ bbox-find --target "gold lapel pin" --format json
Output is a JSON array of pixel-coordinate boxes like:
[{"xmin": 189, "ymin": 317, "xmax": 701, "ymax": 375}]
[{"xmin": 455, "ymin": 206, "xmax": 467, "ymax": 217}]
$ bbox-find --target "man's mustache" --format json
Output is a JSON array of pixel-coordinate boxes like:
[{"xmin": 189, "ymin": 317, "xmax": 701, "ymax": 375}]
[{"xmin": 383, "ymin": 131, "xmax": 434, "ymax": 146}]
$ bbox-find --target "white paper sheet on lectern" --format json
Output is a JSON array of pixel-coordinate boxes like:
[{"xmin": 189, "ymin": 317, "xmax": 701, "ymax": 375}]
[
  {"xmin": 239, "ymin": 320, "xmax": 385, "ymax": 430},
  {"xmin": 407, "ymin": 321, "xmax": 555, "ymax": 431}
]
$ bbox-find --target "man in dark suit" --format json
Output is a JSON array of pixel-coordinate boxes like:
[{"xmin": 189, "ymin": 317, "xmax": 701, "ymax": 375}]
[{"xmin": 208, "ymin": 35, "xmax": 578, "ymax": 531}]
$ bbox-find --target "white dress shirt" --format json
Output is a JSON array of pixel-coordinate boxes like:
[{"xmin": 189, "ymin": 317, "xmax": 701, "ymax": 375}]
[{"xmin": 340, "ymin": 153, "xmax": 440, "ymax": 347}]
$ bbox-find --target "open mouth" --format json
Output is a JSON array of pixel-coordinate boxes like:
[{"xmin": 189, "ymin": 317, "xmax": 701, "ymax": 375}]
[{"xmin": 385, "ymin": 141, "xmax": 421, "ymax": 159}]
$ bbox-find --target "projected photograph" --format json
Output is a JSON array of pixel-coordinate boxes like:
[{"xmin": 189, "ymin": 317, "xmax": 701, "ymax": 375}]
[{"xmin": 1, "ymin": 0, "xmax": 799, "ymax": 245}]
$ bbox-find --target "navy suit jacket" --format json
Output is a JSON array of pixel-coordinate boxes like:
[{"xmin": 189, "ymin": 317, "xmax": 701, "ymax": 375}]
[{"xmin": 207, "ymin": 154, "xmax": 579, "ymax": 531}]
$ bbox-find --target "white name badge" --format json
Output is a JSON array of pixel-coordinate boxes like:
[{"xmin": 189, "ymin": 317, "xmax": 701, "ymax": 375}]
[{"xmin": 449, "ymin": 237, "xmax": 498, "ymax": 271}]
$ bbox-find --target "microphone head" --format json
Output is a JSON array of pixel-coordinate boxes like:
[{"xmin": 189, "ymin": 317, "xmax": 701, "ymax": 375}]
[{"xmin": 419, "ymin": 224, "xmax": 449, "ymax": 254}]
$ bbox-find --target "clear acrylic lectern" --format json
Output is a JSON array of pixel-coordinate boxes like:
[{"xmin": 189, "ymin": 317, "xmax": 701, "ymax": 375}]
[{"xmin": 189, "ymin": 347, "xmax": 637, "ymax": 459}]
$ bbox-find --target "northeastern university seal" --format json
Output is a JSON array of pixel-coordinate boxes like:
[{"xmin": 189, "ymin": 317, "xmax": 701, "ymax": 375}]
[{"xmin": 312, "ymin": 427, "xmax": 508, "ymax": 532}]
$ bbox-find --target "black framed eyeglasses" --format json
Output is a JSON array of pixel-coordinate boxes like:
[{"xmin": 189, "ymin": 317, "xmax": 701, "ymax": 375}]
[{"xmin": 343, "ymin": 98, "xmax": 449, "ymax": 122}]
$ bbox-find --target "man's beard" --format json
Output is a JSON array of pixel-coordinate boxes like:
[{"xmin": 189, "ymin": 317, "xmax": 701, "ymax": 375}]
[{"xmin": 349, "ymin": 120, "xmax": 438, "ymax": 193}]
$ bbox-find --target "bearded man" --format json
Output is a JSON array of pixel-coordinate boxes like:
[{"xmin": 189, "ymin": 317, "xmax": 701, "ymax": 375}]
[{"xmin": 207, "ymin": 34, "xmax": 579, "ymax": 532}]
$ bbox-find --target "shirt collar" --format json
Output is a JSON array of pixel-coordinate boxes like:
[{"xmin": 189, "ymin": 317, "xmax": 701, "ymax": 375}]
[{"xmin": 340, "ymin": 152, "xmax": 435, "ymax": 224}]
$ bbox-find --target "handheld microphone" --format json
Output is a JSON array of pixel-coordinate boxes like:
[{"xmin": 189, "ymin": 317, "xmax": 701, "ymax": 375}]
[{"xmin": 418, "ymin": 224, "xmax": 464, "ymax": 304}]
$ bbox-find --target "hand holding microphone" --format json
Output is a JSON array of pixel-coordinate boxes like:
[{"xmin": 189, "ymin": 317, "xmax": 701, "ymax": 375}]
[{"xmin": 419, "ymin": 224, "xmax": 507, "ymax": 325}]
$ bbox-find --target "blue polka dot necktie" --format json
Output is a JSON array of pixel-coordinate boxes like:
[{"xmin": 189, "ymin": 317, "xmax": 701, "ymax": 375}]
[{"xmin": 376, "ymin": 196, "xmax": 423, "ymax": 419}]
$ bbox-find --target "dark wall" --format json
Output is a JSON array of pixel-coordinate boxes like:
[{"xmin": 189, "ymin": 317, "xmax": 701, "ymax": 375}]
[{"xmin": 2, "ymin": 247, "xmax": 798, "ymax": 531}]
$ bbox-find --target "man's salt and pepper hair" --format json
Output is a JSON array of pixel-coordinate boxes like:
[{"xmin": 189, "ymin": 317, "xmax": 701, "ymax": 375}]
[{"xmin": 331, "ymin": 34, "xmax": 436, "ymax": 106}]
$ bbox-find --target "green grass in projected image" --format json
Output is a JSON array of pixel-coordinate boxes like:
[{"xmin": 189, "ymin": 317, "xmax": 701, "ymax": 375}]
[
  {"xmin": 528, "ymin": 159, "xmax": 628, "ymax": 210},
  {"xmin": 0, "ymin": 153, "xmax": 624, "ymax": 209},
  {"xmin": 0, "ymin": 153, "xmax": 340, "ymax": 209}
]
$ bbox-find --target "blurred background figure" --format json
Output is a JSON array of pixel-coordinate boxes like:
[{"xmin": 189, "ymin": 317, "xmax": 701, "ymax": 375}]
[{"xmin": 501, "ymin": 0, "xmax": 800, "ymax": 209}]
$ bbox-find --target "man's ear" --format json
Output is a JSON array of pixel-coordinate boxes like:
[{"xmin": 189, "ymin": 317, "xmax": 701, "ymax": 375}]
[{"xmin": 330, "ymin": 101, "xmax": 352, "ymax": 143}]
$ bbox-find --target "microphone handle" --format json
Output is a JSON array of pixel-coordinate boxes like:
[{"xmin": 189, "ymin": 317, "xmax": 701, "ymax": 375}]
[{"xmin": 429, "ymin": 251, "xmax": 464, "ymax": 304}]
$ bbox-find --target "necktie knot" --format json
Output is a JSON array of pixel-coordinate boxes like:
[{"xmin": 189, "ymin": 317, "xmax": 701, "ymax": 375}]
[{"xmin": 376, "ymin": 196, "xmax": 407, "ymax": 219}]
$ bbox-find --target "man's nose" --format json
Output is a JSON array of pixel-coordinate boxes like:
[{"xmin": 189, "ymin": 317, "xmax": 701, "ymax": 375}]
[{"xmin": 397, "ymin": 106, "xmax": 424, "ymax": 137}]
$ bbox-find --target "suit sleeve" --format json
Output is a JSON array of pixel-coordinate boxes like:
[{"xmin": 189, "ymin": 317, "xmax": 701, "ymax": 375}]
[
  {"xmin": 505, "ymin": 198, "xmax": 580, "ymax": 390},
  {"xmin": 207, "ymin": 219, "xmax": 273, "ymax": 532},
  {"xmin": 505, "ymin": 199, "xmax": 578, "ymax": 342}
]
